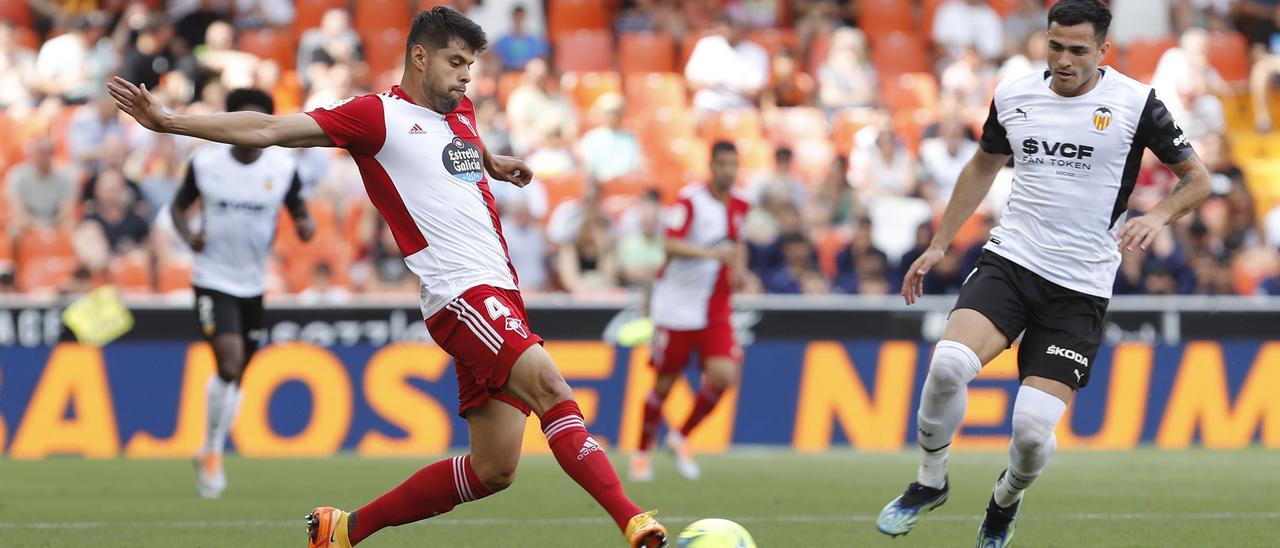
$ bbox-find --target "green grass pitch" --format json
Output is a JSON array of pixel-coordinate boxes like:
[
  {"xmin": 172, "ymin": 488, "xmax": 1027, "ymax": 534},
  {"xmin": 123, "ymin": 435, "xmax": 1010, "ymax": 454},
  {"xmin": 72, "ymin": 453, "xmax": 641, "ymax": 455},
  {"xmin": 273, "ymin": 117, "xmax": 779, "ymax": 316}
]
[{"xmin": 2, "ymin": 449, "xmax": 1277, "ymax": 547}]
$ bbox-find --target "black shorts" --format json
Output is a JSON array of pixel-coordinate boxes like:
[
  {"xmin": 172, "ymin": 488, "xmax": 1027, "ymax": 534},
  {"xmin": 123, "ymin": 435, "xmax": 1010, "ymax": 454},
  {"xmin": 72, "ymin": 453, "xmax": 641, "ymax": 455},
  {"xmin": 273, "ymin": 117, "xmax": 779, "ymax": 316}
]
[
  {"xmin": 193, "ymin": 286, "xmax": 265, "ymax": 346},
  {"xmin": 953, "ymin": 250, "xmax": 1108, "ymax": 390}
]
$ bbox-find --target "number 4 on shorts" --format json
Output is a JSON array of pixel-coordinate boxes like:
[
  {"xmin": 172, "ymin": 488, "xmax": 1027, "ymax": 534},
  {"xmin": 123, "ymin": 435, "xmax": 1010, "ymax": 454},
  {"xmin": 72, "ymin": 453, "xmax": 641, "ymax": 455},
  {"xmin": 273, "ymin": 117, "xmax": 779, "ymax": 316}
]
[{"xmin": 484, "ymin": 296, "xmax": 512, "ymax": 320}]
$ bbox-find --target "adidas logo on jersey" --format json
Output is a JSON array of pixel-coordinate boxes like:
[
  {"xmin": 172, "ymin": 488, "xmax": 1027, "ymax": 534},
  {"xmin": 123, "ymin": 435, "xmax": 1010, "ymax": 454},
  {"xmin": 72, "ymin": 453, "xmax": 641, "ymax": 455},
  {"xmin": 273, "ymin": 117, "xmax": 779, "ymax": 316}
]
[
  {"xmin": 577, "ymin": 437, "xmax": 603, "ymax": 461},
  {"xmin": 409, "ymin": 123, "xmax": 426, "ymax": 135},
  {"xmin": 1046, "ymin": 344, "xmax": 1089, "ymax": 367}
]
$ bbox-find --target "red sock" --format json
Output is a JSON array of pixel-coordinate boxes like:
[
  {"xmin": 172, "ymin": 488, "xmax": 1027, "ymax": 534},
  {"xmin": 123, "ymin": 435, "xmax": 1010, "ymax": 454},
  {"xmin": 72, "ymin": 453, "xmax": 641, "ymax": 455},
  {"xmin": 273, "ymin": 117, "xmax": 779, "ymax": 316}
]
[
  {"xmin": 637, "ymin": 390, "xmax": 666, "ymax": 451},
  {"xmin": 680, "ymin": 384, "xmax": 725, "ymax": 437},
  {"xmin": 542, "ymin": 400, "xmax": 643, "ymax": 531},
  {"xmin": 349, "ymin": 455, "xmax": 492, "ymax": 545}
]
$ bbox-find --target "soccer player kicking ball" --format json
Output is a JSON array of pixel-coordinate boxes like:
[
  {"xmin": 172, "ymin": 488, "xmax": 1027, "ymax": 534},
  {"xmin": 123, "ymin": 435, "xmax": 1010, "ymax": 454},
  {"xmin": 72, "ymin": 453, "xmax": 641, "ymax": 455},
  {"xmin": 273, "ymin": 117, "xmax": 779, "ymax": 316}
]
[
  {"xmin": 874, "ymin": 1, "xmax": 1209, "ymax": 546},
  {"xmin": 630, "ymin": 141, "xmax": 748, "ymax": 483},
  {"xmin": 110, "ymin": 7, "xmax": 666, "ymax": 548},
  {"xmin": 171, "ymin": 89, "xmax": 315, "ymax": 499}
]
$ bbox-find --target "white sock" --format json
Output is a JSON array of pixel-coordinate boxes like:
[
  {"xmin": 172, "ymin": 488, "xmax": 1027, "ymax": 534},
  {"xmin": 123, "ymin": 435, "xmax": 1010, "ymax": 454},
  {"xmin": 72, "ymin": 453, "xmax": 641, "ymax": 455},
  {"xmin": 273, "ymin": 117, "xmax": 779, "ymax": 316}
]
[
  {"xmin": 915, "ymin": 340, "xmax": 982, "ymax": 489},
  {"xmin": 203, "ymin": 375, "xmax": 242, "ymax": 454},
  {"xmin": 994, "ymin": 385, "xmax": 1067, "ymax": 507}
]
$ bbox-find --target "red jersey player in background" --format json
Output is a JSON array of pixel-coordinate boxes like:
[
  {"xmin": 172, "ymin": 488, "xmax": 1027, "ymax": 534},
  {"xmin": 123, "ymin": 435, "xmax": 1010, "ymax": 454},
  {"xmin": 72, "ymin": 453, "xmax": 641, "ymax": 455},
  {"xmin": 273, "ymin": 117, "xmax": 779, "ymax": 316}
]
[
  {"xmin": 631, "ymin": 141, "xmax": 749, "ymax": 482},
  {"xmin": 108, "ymin": 7, "xmax": 667, "ymax": 548}
]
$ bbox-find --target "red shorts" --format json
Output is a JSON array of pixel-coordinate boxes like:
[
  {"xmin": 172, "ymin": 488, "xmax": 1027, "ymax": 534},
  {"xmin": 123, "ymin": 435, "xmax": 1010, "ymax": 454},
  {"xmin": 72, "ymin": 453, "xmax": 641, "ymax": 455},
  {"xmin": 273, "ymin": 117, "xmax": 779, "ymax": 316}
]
[
  {"xmin": 424, "ymin": 285, "xmax": 544, "ymax": 417},
  {"xmin": 649, "ymin": 322, "xmax": 741, "ymax": 376}
]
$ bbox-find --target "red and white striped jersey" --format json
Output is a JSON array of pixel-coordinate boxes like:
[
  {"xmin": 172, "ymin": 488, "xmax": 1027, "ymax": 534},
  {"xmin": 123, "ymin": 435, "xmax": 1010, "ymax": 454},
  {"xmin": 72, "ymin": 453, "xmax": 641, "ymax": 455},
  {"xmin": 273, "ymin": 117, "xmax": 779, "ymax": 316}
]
[
  {"xmin": 307, "ymin": 88, "xmax": 517, "ymax": 317},
  {"xmin": 650, "ymin": 185, "xmax": 750, "ymax": 330}
]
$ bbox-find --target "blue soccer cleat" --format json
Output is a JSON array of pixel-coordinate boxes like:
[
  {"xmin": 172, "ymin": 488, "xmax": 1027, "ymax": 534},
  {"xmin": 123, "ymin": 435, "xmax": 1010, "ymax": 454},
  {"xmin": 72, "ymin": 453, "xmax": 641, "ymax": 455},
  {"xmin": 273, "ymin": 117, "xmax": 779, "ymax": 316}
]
[
  {"xmin": 875, "ymin": 479, "xmax": 949, "ymax": 537},
  {"xmin": 975, "ymin": 478, "xmax": 1021, "ymax": 548}
]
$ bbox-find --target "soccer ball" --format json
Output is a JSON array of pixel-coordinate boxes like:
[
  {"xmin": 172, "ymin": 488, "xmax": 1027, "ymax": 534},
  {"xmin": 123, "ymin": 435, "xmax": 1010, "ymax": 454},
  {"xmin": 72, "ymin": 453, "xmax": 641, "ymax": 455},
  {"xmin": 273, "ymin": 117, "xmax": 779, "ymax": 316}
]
[{"xmin": 676, "ymin": 518, "xmax": 756, "ymax": 548}]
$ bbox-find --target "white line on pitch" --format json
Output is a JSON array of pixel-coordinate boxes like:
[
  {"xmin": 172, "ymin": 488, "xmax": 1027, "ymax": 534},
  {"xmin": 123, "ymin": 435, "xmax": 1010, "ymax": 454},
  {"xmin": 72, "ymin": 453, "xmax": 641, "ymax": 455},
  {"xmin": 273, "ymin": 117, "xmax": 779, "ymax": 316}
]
[{"xmin": 2, "ymin": 512, "xmax": 1278, "ymax": 530}]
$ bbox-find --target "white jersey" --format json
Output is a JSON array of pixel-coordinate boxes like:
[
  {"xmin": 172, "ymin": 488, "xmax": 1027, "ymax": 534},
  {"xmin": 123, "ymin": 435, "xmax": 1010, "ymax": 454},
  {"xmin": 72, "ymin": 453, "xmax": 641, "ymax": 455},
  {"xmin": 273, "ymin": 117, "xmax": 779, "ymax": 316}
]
[
  {"xmin": 185, "ymin": 144, "xmax": 301, "ymax": 298},
  {"xmin": 650, "ymin": 185, "xmax": 749, "ymax": 330},
  {"xmin": 979, "ymin": 68, "xmax": 1193, "ymax": 298},
  {"xmin": 306, "ymin": 89, "xmax": 517, "ymax": 318}
]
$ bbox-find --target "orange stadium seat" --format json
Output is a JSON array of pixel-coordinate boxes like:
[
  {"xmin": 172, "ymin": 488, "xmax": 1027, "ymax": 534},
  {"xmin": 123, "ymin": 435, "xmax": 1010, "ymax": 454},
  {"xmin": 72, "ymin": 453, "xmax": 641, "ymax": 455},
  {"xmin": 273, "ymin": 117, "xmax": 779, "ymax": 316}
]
[
  {"xmin": 293, "ymin": 0, "xmax": 347, "ymax": 37},
  {"xmin": 554, "ymin": 30, "xmax": 614, "ymax": 73},
  {"xmin": 561, "ymin": 71, "xmax": 623, "ymax": 112},
  {"xmin": 701, "ymin": 109, "xmax": 764, "ymax": 142},
  {"xmin": 18, "ymin": 255, "xmax": 77, "ymax": 294},
  {"xmin": 988, "ymin": 0, "xmax": 1020, "ymax": 17},
  {"xmin": 363, "ymin": 27, "xmax": 410, "ymax": 79},
  {"xmin": 869, "ymin": 31, "xmax": 930, "ymax": 79},
  {"xmin": 283, "ymin": 234, "xmax": 352, "ymax": 292},
  {"xmin": 858, "ymin": 0, "xmax": 916, "ymax": 42},
  {"xmin": 542, "ymin": 170, "xmax": 587, "ymax": 212},
  {"xmin": 1126, "ymin": 36, "xmax": 1176, "ymax": 83},
  {"xmin": 497, "ymin": 71, "xmax": 523, "ymax": 108},
  {"xmin": 547, "ymin": 0, "xmax": 612, "ymax": 38},
  {"xmin": 922, "ymin": 0, "xmax": 947, "ymax": 40},
  {"xmin": 0, "ymin": 228, "xmax": 12, "ymax": 264},
  {"xmin": 13, "ymin": 25, "xmax": 38, "ymax": 50},
  {"xmin": 1100, "ymin": 40, "xmax": 1123, "ymax": 73},
  {"xmin": 625, "ymin": 72, "xmax": 687, "ymax": 110},
  {"xmin": 831, "ymin": 108, "xmax": 878, "ymax": 154},
  {"xmin": 156, "ymin": 261, "xmax": 193, "ymax": 295},
  {"xmin": 880, "ymin": 72, "xmax": 939, "ymax": 115},
  {"xmin": 816, "ymin": 226, "xmax": 852, "ymax": 279},
  {"xmin": 789, "ymin": 138, "xmax": 836, "ymax": 184},
  {"xmin": 807, "ymin": 31, "xmax": 831, "ymax": 74},
  {"xmin": 618, "ymin": 32, "xmax": 677, "ymax": 75},
  {"xmin": 107, "ymin": 254, "xmax": 154, "ymax": 295},
  {"xmin": 16, "ymin": 226, "xmax": 74, "ymax": 265},
  {"xmin": 1207, "ymin": 31, "xmax": 1249, "ymax": 84},
  {"xmin": 0, "ymin": 0, "xmax": 32, "ymax": 28},
  {"xmin": 355, "ymin": 0, "xmax": 412, "ymax": 40},
  {"xmin": 734, "ymin": 137, "xmax": 776, "ymax": 178},
  {"xmin": 237, "ymin": 28, "xmax": 296, "ymax": 69},
  {"xmin": 635, "ymin": 106, "xmax": 696, "ymax": 151}
]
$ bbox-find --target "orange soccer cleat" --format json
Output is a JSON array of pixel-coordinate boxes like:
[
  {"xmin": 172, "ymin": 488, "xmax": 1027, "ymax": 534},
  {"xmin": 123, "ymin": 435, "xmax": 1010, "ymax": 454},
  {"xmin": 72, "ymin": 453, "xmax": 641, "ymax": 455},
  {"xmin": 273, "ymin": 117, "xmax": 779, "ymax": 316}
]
[
  {"xmin": 625, "ymin": 510, "xmax": 668, "ymax": 547},
  {"xmin": 305, "ymin": 506, "xmax": 352, "ymax": 548}
]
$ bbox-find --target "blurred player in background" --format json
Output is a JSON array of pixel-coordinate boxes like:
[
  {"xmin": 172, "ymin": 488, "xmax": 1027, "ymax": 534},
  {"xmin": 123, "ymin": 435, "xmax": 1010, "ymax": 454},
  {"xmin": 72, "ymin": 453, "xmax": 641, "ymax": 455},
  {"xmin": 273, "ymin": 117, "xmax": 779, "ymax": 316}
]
[
  {"xmin": 170, "ymin": 88, "xmax": 315, "ymax": 499},
  {"xmin": 631, "ymin": 141, "xmax": 749, "ymax": 483},
  {"xmin": 875, "ymin": 1, "xmax": 1210, "ymax": 546},
  {"xmin": 111, "ymin": 7, "xmax": 667, "ymax": 547}
]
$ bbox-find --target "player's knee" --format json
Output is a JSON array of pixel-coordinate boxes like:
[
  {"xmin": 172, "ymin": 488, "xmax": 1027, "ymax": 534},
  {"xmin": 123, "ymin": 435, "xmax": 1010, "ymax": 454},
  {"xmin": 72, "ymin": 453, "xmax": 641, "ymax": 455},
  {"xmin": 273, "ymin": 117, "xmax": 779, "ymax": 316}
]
[
  {"xmin": 926, "ymin": 341, "xmax": 981, "ymax": 395},
  {"xmin": 473, "ymin": 461, "xmax": 517, "ymax": 492},
  {"xmin": 705, "ymin": 363, "xmax": 738, "ymax": 390},
  {"xmin": 214, "ymin": 365, "xmax": 240, "ymax": 383},
  {"xmin": 1010, "ymin": 410, "xmax": 1056, "ymax": 455}
]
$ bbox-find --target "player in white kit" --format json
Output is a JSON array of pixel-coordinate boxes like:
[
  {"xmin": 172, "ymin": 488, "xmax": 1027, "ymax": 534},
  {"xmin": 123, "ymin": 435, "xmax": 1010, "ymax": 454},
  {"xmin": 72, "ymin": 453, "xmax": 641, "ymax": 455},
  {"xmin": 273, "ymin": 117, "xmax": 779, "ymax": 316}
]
[
  {"xmin": 110, "ymin": 7, "xmax": 666, "ymax": 547},
  {"xmin": 630, "ymin": 141, "xmax": 749, "ymax": 483},
  {"xmin": 873, "ymin": 1, "xmax": 1210, "ymax": 546},
  {"xmin": 168, "ymin": 88, "xmax": 315, "ymax": 499}
]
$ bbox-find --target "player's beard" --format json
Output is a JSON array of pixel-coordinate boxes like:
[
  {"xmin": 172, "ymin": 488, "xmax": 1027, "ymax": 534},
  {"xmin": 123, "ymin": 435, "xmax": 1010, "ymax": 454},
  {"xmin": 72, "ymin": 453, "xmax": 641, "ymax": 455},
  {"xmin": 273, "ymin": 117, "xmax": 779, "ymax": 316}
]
[{"xmin": 423, "ymin": 81, "xmax": 463, "ymax": 113}]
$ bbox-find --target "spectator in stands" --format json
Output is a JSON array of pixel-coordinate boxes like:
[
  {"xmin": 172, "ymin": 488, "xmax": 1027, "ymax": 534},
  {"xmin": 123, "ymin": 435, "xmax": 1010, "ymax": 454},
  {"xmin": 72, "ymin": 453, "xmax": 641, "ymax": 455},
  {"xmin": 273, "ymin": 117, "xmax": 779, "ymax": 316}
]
[
  {"xmin": 762, "ymin": 47, "xmax": 815, "ymax": 110},
  {"xmin": 172, "ymin": 0, "xmax": 226, "ymax": 52},
  {"xmin": 1150, "ymin": 28, "xmax": 1227, "ymax": 141},
  {"xmin": 1110, "ymin": 0, "xmax": 1175, "ymax": 46},
  {"xmin": 557, "ymin": 203, "xmax": 619, "ymax": 294},
  {"xmin": 998, "ymin": 31, "xmax": 1048, "ymax": 82},
  {"xmin": 576, "ymin": 93, "xmax": 644, "ymax": 183},
  {"xmin": 1002, "ymin": 0, "xmax": 1049, "ymax": 59},
  {"xmin": 808, "ymin": 154, "xmax": 855, "ymax": 227},
  {"xmin": 297, "ymin": 8, "xmax": 366, "ymax": 89},
  {"xmin": 298, "ymin": 263, "xmax": 352, "ymax": 304},
  {"xmin": 526, "ymin": 127, "xmax": 579, "ymax": 178},
  {"xmin": 930, "ymin": 0, "xmax": 1003, "ymax": 62},
  {"xmin": 230, "ymin": 0, "xmax": 295, "ymax": 29},
  {"xmin": 792, "ymin": 1, "xmax": 840, "ymax": 57},
  {"xmin": 35, "ymin": 14, "xmax": 112, "ymax": 103},
  {"xmin": 494, "ymin": 5, "xmax": 548, "ymax": 72},
  {"xmin": 615, "ymin": 0, "xmax": 689, "ymax": 40},
  {"xmin": 918, "ymin": 115, "xmax": 979, "ymax": 204},
  {"xmin": 6, "ymin": 136, "xmax": 76, "ymax": 235},
  {"xmin": 81, "ymin": 137, "xmax": 145, "ymax": 219},
  {"xmin": 894, "ymin": 222, "xmax": 933, "ymax": 293},
  {"xmin": 833, "ymin": 217, "xmax": 889, "ymax": 294},
  {"xmin": 940, "ymin": 46, "xmax": 999, "ymax": 123},
  {"xmin": 359, "ymin": 220, "xmax": 419, "ymax": 294},
  {"xmin": 816, "ymin": 27, "xmax": 877, "ymax": 113},
  {"xmin": 130, "ymin": 133, "xmax": 186, "ymax": 222},
  {"xmin": 684, "ymin": 14, "xmax": 769, "ymax": 116},
  {"xmin": 547, "ymin": 181, "xmax": 602, "ymax": 247},
  {"xmin": 0, "ymin": 22, "xmax": 38, "ymax": 109},
  {"xmin": 506, "ymin": 58, "xmax": 578, "ymax": 155},
  {"xmin": 763, "ymin": 232, "xmax": 827, "ymax": 294},
  {"xmin": 500, "ymin": 194, "xmax": 550, "ymax": 292},
  {"xmin": 749, "ymin": 146, "xmax": 808, "ymax": 210},
  {"xmin": 848, "ymin": 121, "xmax": 917, "ymax": 200},
  {"xmin": 67, "ymin": 96, "xmax": 127, "ymax": 177},
  {"xmin": 119, "ymin": 15, "xmax": 174, "ymax": 92},
  {"xmin": 616, "ymin": 192, "xmax": 667, "ymax": 288},
  {"xmin": 1144, "ymin": 228, "xmax": 1196, "ymax": 294},
  {"xmin": 197, "ymin": 20, "xmax": 259, "ymax": 89},
  {"xmin": 81, "ymin": 168, "xmax": 150, "ymax": 255}
]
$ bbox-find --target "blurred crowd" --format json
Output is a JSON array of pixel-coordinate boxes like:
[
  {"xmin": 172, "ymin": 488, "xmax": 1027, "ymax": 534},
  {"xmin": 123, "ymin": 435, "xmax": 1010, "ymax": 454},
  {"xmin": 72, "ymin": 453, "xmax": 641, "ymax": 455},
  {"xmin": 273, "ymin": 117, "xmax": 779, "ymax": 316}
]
[{"xmin": 1, "ymin": 0, "xmax": 1278, "ymax": 301}]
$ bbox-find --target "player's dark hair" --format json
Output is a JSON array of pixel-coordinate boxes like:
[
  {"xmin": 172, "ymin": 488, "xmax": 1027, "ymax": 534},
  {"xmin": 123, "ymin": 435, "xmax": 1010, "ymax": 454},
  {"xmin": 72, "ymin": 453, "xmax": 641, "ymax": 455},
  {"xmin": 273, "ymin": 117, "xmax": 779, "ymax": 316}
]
[
  {"xmin": 711, "ymin": 140, "xmax": 738, "ymax": 158},
  {"xmin": 406, "ymin": 6, "xmax": 488, "ymax": 61},
  {"xmin": 1047, "ymin": 0, "xmax": 1112, "ymax": 42},
  {"xmin": 225, "ymin": 88, "xmax": 275, "ymax": 114}
]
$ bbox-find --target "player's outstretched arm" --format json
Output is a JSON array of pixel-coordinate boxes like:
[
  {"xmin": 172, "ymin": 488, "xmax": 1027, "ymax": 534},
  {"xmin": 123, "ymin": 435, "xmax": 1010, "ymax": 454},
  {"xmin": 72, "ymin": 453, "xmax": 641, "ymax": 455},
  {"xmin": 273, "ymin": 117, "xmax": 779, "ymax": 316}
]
[
  {"xmin": 901, "ymin": 148, "xmax": 1008, "ymax": 304},
  {"xmin": 483, "ymin": 148, "xmax": 533, "ymax": 187},
  {"xmin": 107, "ymin": 76, "xmax": 333, "ymax": 149},
  {"xmin": 1116, "ymin": 156, "xmax": 1210, "ymax": 252}
]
